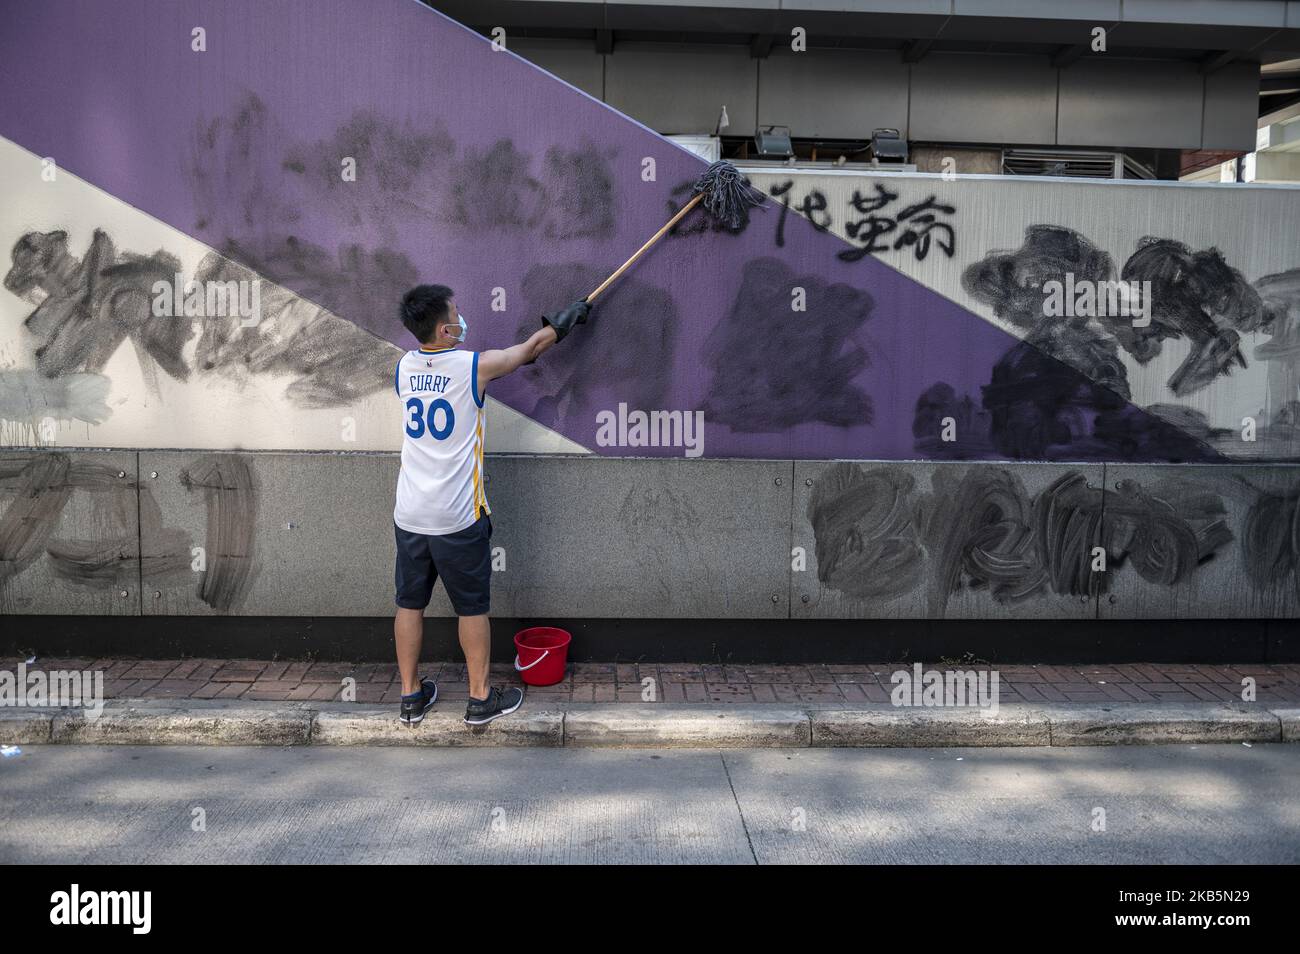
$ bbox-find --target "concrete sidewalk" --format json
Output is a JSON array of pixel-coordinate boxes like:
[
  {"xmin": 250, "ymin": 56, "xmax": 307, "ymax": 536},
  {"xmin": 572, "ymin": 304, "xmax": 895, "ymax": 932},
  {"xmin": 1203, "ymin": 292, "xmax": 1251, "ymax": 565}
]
[
  {"xmin": 2, "ymin": 698, "xmax": 1298, "ymax": 747},
  {"xmin": 8, "ymin": 657, "xmax": 1300, "ymax": 705},
  {"xmin": 3, "ymin": 657, "xmax": 1298, "ymax": 748}
]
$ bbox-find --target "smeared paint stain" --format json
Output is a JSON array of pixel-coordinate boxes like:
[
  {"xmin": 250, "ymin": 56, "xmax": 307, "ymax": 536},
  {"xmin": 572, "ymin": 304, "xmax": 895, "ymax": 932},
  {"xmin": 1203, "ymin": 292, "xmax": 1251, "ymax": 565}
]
[
  {"xmin": 1105, "ymin": 477, "xmax": 1232, "ymax": 585},
  {"xmin": 138, "ymin": 485, "xmax": 194, "ymax": 588},
  {"xmin": 1119, "ymin": 238, "xmax": 1263, "ymax": 396},
  {"xmin": 515, "ymin": 263, "xmax": 676, "ymax": 430},
  {"xmin": 0, "ymin": 454, "xmax": 166, "ymax": 599},
  {"xmin": 443, "ymin": 139, "xmax": 545, "ymax": 230},
  {"xmin": 1031, "ymin": 472, "xmax": 1107, "ymax": 597},
  {"xmin": 5, "ymin": 230, "xmax": 191, "ymax": 387},
  {"xmin": 916, "ymin": 342, "xmax": 1222, "ymax": 462},
  {"xmin": 192, "ymin": 252, "xmax": 400, "ymax": 407},
  {"xmin": 982, "ymin": 343, "xmax": 1216, "ymax": 462},
  {"xmin": 186, "ymin": 93, "xmax": 301, "ymax": 240},
  {"xmin": 43, "ymin": 463, "xmax": 138, "ymax": 590},
  {"xmin": 913, "ymin": 382, "xmax": 995, "ymax": 459},
  {"xmin": 213, "ymin": 235, "xmax": 419, "ymax": 357},
  {"xmin": 807, "ymin": 463, "xmax": 922, "ymax": 601},
  {"xmin": 807, "ymin": 464, "xmax": 1235, "ymax": 611},
  {"xmin": 915, "ymin": 469, "xmax": 1104, "ymax": 613},
  {"xmin": 180, "ymin": 455, "xmax": 256, "ymax": 612},
  {"xmin": 959, "ymin": 228, "xmax": 1274, "ymax": 457},
  {"xmin": 1252, "ymin": 268, "xmax": 1300, "ymax": 459},
  {"xmin": 1, "ymin": 229, "xmax": 400, "ymax": 411},
  {"xmin": 702, "ymin": 258, "xmax": 873, "ymax": 432},
  {"xmin": 0, "ymin": 454, "xmax": 74, "ymax": 588},
  {"xmin": 186, "ymin": 94, "xmax": 425, "ymax": 339},
  {"xmin": 1239, "ymin": 476, "xmax": 1300, "ymax": 605},
  {"xmin": 282, "ymin": 109, "xmax": 455, "ymax": 233},
  {"xmin": 0, "ymin": 369, "xmax": 111, "ymax": 427},
  {"xmin": 193, "ymin": 94, "xmax": 615, "ymax": 249},
  {"xmin": 917, "ymin": 467, "xmax": 1048, "ymax": 614},
  {"xmin": 962, "ymin": 225, "xmax": 1129, "ymax": 396},
  {"xmin": 541, "ymin": 144, "xmax": 616, "ymax": 240}
]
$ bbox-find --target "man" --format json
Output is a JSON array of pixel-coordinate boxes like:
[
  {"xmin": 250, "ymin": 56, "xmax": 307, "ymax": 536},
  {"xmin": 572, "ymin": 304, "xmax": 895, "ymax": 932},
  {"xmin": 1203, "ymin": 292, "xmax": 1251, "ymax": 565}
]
[{"xmin": 392, "ymin": 284, "xmax": 589, "ymax": 725}]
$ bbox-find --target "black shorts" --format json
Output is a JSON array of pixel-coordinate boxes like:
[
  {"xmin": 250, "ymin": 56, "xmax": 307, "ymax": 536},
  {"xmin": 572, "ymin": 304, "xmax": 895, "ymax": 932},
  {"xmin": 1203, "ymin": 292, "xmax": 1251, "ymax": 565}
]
[{"xmin": 394, "ymin": 513, "xmax": 493, "ymax": 616}]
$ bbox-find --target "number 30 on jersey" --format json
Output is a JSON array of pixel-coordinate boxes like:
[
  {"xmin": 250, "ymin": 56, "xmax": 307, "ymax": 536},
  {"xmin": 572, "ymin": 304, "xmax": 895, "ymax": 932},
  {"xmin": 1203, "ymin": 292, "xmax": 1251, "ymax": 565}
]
[{"xmin": 405, "ymin": 397, "xmax": 455, "ymax": 440}]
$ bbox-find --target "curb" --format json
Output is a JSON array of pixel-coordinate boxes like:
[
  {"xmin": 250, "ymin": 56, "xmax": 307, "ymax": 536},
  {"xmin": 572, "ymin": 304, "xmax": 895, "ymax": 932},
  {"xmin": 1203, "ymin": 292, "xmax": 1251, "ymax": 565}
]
[
  {"xmin": 1273, "ymin": 708, "xmax": 1300, "ymax": 742},
  {"xmin": 0, "ymin": 701, "xmax": 1292, "ymax": 748},
  {"xmin": 51, "ymin": 706, "xmax": 313, "ymax": 746},
  {"xmin": 313, "ymin": 708, "xmax": 564, "ymax": 746},
  {"xmin": 564, "ymin": 706, "xmax": 811, "ymax": 747},
  {"xmin": 811, "ymin": 704, "xmax": 1051, "ymax": 747},
  {"xmin": 1044, "ymin": 702, "xmax": 1281, "ymax": 745}
]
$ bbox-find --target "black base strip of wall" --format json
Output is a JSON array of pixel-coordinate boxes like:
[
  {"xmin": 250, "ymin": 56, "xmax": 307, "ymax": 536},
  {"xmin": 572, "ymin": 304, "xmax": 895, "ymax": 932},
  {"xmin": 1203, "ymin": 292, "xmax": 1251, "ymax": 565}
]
[{"xmin": 3, "ymin": 616, "xmax": 1296, "ymax": 664}]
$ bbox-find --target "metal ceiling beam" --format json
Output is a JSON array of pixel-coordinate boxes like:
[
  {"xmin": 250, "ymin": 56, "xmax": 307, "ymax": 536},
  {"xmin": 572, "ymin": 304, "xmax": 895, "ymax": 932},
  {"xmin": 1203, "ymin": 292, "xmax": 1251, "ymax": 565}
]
[
  {"xmin": 1050, "ymin": 44, "xmax": 1087, "ymax": 69},
  {"xmin": 1261, "ymin": 90, "xmax": 1300, "ymax": 119},
  {"xmin": 1199, "ymin": 50, "xmax": 1238, "ymax": 74},
  {"xmin": 1260, "ymin": 75, "xmax": 1300, "ymax": 93},
  {"xmin": 901, "ymin": 38, "xmax": 932, "ymax": 64}
]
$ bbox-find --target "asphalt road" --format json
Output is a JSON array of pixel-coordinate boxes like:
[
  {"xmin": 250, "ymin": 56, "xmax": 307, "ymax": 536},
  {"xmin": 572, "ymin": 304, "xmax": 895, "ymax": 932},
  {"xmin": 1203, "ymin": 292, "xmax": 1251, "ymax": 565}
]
[{"xmin": 1, "ymin": 744, "xmax": 1297, "ymax": 863}]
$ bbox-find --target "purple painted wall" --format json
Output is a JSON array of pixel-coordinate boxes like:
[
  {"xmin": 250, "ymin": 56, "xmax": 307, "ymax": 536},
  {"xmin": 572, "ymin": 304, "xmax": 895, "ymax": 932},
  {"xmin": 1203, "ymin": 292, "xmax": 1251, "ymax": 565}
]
[{"xmin": 0, "ymin": 0, "xmax": 1216, "ymax": 462}]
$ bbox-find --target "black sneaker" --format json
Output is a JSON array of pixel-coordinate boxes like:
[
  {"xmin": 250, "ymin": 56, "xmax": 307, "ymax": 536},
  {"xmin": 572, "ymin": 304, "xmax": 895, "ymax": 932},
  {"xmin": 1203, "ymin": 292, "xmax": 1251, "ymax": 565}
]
[
  {"xmin": 399, "ymin": 677, "xmax": 438, "ymax": 725},
  {"xmin": 464, "ymin": 686, "xmax": 524, "ymax": 725}
]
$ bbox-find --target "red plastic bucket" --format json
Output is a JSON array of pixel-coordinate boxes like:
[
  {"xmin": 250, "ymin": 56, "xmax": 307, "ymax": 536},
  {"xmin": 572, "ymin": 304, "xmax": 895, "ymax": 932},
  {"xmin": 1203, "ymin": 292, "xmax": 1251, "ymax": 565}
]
[{"xmin": 513, "ymin": 627, "xmax": 571, "ymax": 686}]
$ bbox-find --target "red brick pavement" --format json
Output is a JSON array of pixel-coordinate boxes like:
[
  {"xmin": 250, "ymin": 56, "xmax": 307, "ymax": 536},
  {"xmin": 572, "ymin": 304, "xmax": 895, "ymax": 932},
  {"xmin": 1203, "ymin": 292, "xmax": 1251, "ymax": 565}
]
[{"xmin": 4, "ymin": 658, "xmax": 1299, "ymax": 706}]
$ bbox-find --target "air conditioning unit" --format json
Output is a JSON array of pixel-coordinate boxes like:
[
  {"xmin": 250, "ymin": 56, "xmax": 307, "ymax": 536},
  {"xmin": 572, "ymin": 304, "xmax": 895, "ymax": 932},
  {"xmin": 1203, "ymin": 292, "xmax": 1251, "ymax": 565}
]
[{"xmin": 1001, "ymin": 148, "xmax": 1155, "ymax": 180}]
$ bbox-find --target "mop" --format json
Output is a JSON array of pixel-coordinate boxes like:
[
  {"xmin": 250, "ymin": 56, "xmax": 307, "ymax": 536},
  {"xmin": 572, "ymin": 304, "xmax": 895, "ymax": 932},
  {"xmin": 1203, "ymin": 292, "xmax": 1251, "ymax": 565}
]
[{"xmin": 544, "ymin": 159, "xmax": 766, "ymax": 327}]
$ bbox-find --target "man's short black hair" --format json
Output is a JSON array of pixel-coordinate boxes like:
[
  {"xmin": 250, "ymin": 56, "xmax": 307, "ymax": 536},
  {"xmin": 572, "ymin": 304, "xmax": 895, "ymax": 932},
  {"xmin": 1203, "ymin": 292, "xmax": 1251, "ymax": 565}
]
[{"xmin": 400, "ymin": 284, "xmax": 454, "ymax": 344}]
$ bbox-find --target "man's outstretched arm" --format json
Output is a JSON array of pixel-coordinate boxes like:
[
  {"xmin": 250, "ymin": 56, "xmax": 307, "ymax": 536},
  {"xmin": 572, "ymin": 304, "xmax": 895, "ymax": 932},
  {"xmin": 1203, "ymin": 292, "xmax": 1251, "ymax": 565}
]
[{"xmin": 477, "ymin": 299, "xmax": 590, "ymax": 387}]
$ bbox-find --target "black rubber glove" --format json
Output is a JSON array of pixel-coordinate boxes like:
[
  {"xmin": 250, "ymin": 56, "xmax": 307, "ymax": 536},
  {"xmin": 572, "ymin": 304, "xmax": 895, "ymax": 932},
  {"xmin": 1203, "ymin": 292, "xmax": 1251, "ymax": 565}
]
[{"xmin": 541, "ymin": 299, "xmax": 590, "ymax": 342}]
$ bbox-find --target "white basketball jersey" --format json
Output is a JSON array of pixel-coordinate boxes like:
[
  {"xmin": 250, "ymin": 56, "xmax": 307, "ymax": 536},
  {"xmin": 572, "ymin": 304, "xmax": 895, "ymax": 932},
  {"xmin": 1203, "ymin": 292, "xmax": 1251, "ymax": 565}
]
[{"xmin": 393, "ymin": 347, "xmax": 489, "ymax": 535}]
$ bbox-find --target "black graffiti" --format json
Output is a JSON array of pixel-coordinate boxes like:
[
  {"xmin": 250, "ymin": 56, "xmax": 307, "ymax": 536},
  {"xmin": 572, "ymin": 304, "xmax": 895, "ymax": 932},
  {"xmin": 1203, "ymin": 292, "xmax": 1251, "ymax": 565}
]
[
  {"xmin": 767, "ymin": 180, "xmax": 833, "ymax": 248},
  {"xmin": 0, "ymin": 452, "xmax": 256, "ymax": 613},
  {"xmin": 963, "ymin": 226, "xmax": 1269, "ymax": 401},
  {"xmin": 700, "ymin": 258, "xmax": 874, "ymax": 432},
  {"xmin": 764, "ymin": 180, "xmax": 957, "ymax": 261},
  {"xmin": 839, "ymin": 185, "xmax": 956, "ymax": 262},
  {"xmin": 514, "ymin": 263, "xmax": 678, "ymax": 430},
  {"xmin": 808, "ymin": 464, "xmax": 1236, "ymax": 614},
  {"xmin": 5, "ymin": 230, "xmax": 191, "ymax": 384},
  {"xmin": 3, "ymin": 229, "xmax": 399, "ymax": 409}
]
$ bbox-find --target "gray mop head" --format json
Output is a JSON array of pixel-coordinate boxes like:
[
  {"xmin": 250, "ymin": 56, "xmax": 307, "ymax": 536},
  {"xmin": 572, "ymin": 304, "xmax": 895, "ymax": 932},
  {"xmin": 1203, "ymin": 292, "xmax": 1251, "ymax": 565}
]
[{"xmin": 691, "ymin": 160, "xmax": 766, "ymax": 232}]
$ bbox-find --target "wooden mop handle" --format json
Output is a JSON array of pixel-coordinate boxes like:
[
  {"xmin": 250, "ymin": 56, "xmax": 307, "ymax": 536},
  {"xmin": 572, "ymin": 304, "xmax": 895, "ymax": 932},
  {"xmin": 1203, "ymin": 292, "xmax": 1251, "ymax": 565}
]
[{"xmin": 585, "ymin": 193, "xmax": 704, "ymax": 304}]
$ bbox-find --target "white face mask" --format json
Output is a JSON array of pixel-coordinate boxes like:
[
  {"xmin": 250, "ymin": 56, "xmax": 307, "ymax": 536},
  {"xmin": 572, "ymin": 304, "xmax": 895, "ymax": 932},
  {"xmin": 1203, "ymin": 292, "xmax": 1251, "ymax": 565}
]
[{"xmin": 446, "ymin": 311, "xmax": 467, "ymax": 343}]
